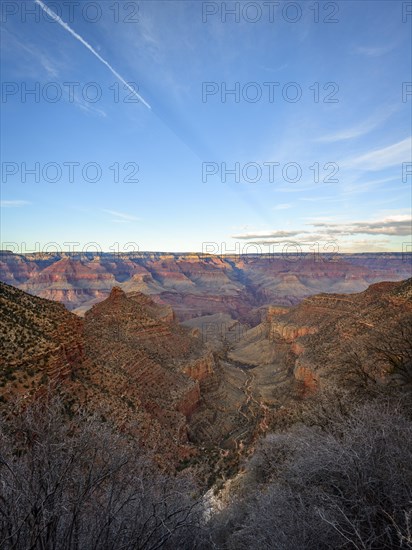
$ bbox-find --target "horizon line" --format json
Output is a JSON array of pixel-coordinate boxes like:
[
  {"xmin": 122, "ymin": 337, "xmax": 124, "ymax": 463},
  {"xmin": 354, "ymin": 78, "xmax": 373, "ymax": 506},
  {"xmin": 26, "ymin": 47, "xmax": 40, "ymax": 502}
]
[{"xmin": 1, "ymin": 250, "xmax": 411, "ymax": 256}]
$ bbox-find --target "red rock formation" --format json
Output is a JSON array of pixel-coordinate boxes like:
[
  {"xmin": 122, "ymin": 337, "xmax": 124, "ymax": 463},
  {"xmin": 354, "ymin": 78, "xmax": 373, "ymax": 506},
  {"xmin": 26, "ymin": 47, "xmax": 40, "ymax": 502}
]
[
  {"xmin": 267, "ymin": 278, "xmax": 412, "ymax": 391},
  {"xmin": 0, "ymin": 281, "xmax": 216, "ymax": 464},
  {"xmin": 176, "ymin": 382, "xmax": 201, "ymax": 417},
  {"xmin": 269, "ymin": 321, "xmax": 317, "ymax": 341},
  {"xmin": 293, "ymin": 361, "xmax": 319, "ymax": 392},
  {"xmin": 228, "ymin": 278, "xmax": 412, "ymax": 399},
  {"xmin": 183, "ymin": 352, "xmax": 216, "ymax": 381},
  {"xmin": 1, "ymin": 251, "xmax": 410, "ymax": 320}
]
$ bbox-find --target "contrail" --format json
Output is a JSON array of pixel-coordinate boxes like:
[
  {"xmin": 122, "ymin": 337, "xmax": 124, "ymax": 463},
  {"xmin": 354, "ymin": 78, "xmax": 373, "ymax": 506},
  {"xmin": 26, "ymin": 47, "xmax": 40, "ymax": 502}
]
[{"xmin": 34, "ymin": 0, "xmax": 151, "ymax": 110}]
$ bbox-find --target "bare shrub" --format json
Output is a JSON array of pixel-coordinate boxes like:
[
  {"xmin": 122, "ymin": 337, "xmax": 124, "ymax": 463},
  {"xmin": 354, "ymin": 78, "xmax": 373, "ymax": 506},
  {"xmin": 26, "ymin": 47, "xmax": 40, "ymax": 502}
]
[
  {"xmin": 0, "ymin": 397, "xmax": 206, "ymax": 550},
  {"xmin": 211, "ymin": 401, "xmax": 412, "ymax": 549}
]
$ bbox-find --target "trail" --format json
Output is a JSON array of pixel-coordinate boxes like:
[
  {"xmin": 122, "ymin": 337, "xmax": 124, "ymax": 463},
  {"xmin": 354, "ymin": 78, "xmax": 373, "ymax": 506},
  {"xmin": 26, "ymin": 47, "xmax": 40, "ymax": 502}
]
[{"xmin": 222, "ymin": 361, "xmax": 267, "ymax": 457}]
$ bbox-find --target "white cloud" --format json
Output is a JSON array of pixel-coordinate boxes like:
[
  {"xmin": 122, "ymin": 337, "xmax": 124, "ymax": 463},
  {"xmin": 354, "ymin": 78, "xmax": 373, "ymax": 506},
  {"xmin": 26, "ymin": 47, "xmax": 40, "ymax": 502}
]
[
  {"xmin": 354, "ymin": 45, "xmax": 394, "ymax": 57},
  {"xmin": 342, "ymin": 137, "xmax": 412, "ymax": 171},
  {"xmin": 232, "ymin": 230, "xmax": 305, "ymax": 240},
  {"xmin": 102, "ymin": 209, "xmax": 139, "ymax": 222},
  {"xmin": 316, "ymin": 109, "xmax": 396, "ymax": 143},
  {"xmin": 75, "ymin": 100, "xmax": 107, "ymax": 118},
  {"xmin": 300, "ymin": 196, "xmax": 344, "ymax": 203},
  {"xmin": 230, "ymin": 216, "xmax": 411, "ymax": 251},
  {"xmin": 312, "ymin": 215, "xmax": 412, "ymax": 236},
  {"xmin": 251, "ymin": 234, "xmax": 327, "ymax": 244},
  {"xmin": 2, "ymin": 28, "xmax": 61, "ymax": 79},
  {"xmin": 0, "ymin": 200, "xmax": 30, "ymax": 207}
]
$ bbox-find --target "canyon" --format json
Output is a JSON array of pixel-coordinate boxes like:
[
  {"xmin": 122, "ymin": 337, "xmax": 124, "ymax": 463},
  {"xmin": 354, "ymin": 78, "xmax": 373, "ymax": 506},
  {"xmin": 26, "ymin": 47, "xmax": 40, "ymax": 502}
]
[
  {"xmin": 1, "ymin": 251, "xmax": 410, "ymax": 321},
  {"xmin": 1, "ymin": 272, "xmax": 411, "ymax": 479}
]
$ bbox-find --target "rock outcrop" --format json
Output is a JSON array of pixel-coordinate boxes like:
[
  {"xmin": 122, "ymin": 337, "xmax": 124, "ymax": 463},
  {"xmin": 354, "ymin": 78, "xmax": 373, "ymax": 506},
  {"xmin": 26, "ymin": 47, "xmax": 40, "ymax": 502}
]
[
  {"xmin": 0, "ymin": 281, "xmax": 84, "ymax": 388},
  {"xmin": 0, "ymin": 281, "xmax": 217, "ymax": 464},
  {"xmin": 230, "ymin": 278, "xmax": 412, "ymax": 397},
  {"xmin": 184, "ymin": 352, "xmax": 216, "ymax": 381},
  {"xmin": 269, "ymin": 321, "xmax": 317, "ymax": 341}
]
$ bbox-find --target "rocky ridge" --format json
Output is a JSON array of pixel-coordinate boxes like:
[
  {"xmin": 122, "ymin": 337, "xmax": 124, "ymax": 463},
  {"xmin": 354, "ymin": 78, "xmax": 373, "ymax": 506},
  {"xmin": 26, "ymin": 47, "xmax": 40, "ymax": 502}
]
[
  {"xmin": 0, "ymin": 281, "xmax": 217, "ymax": 463},
  {"xmin": 229, "ymin": 278, "xmax": 412, "ymax": 405}
]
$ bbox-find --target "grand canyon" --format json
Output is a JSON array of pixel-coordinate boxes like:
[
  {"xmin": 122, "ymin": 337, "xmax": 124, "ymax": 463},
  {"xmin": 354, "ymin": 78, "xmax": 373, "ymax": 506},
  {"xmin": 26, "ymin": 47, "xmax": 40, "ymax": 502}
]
[
  {"xmin": 1, "ymin": 0, "xmax": 411, "ymax": 547},
  {"xmin": 1, "ymin": 252, "xmax": 412, "ymax": 547},
  {"xmin": 1, "ymin": 251, "xmax": 410, "ymax": 319}
]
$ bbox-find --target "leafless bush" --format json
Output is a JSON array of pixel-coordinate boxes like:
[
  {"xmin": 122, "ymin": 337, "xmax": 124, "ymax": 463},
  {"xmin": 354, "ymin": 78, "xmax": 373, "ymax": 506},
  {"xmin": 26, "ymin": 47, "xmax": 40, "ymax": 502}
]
[
  {"xmin": 0, "ymin": 397, "xmax": 207, "ymax": 550},
  {"xmin": 210, "ymin": 401, "xmax": 412, "ymax": 549},
  {"xmin": 340, "ymin": 319, "xmax": 412, "ymax": 390},
  {"xmin": 374, "ymin": 322, "xmax": 412, "ymax": 387}
]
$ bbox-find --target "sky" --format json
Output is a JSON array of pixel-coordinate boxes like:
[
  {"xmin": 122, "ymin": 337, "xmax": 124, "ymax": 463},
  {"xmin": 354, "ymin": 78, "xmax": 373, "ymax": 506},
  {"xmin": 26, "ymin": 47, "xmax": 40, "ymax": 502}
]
[{"xmin": 0, "ymin": 0, "xmax": 411, "ymax": 254}]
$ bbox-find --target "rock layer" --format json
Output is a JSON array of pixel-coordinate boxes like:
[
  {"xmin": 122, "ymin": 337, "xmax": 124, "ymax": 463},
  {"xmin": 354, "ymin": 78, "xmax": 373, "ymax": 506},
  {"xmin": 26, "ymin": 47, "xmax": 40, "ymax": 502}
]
[
  {"xmin": 1, "ymin": 251, "xmax": 410, "ymax": 320},
  {"xmin": 0, "ymin": 281, "xmax": 217, "ymax": 464},
  {"xmin": 230, "ymin": 278, "xmax": 412, "ymax": 397}
]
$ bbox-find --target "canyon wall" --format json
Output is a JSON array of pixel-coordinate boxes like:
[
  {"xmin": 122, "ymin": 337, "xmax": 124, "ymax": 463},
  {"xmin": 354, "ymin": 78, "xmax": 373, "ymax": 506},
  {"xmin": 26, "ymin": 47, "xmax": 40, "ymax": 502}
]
[
  {"xmin": 1, "ymin": 251, "xmax": 410, "ymax": 320},
  {"xmin": 0, "ymin": 281, "xmax": 217, "ymax": 463}
]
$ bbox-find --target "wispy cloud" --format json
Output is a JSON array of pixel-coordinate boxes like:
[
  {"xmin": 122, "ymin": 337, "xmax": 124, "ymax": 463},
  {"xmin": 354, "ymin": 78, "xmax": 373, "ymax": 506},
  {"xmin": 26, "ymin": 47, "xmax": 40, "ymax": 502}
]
[
  {"xmin": 230, "ymin": 216, "xmax": 411, "ymax": 247},
  {"xmin": 251, "ymin": 235, "xmax": 326, "ymax": 245},
  {"xmin": 0, "ymin": 200, "xmax": 30, "ymax": 208},
  {"xmin": 273, "ymin": 203, "xmax": 292, "ymax": 210},
  {"xmin": 75, "ymin": 100, "xmax": 107, "ymax": 118},
  {"xmin": 312, "ymin": 216, "xmax": 411, "ymax": 236},
  {"xmin": 298, "ymin": 176, "xmax": 399, "ymax": 202},
  {"xmin": 342, "ymin": 137, "xmax": 412, "ymax": 171},
  {"xmin": 232, "ymin": 230, "xmax": 305, "ymax": 240},
  {"xmin": 354, "ymin": 45, "xmax": 394, "ymax": 57},
  {"xmin": 34, "ymin": 50, "xmax": 60, "ymax": 78},
  {"xmin": 35, "ymin": 0, "xmax": 151, "ymax": 109},
  {"xmin": 316, "ymin": 110, "xmax": 396, "ymax": 143},
  {"xmin": 300, "ymin": 196, "xmax": 345, "ymax": 203},
  {"xmin": 2, "ymin": 27, "xmax": 60, "ymax": 79},
  {"xmin": 102, "ymin": 209, "xmax": 139, "ymax": 222}
]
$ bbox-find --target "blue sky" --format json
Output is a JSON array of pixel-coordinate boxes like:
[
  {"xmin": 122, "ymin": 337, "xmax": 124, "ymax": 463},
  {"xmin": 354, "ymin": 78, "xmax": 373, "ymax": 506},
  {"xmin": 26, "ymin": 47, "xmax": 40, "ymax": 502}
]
[{"xmin": 1, "ymin": 0, "xmax": 411, "ymax": 254}]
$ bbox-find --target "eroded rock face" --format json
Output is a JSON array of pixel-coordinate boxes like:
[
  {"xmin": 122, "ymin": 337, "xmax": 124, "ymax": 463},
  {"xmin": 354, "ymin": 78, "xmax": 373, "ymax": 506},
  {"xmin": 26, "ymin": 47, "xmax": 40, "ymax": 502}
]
[
  {"xmin": 1, "ymin": 252, "xmax": 410, "ymax": 320},
  {"xmin": 230, "ymin": 278, "xmax": 412, "ymax": 396},
  {"xmin": 0, "ymin": 281, "xmax": 85, "ymax": 386},
  {"xmin": 293, "ymin": 361, "xmax": 318, "ymax": 391},
  {"xmin": 0, "ymin": 282, "xmax": 217, "ymax": 464},
  {"xmin": 269, "ymin": 321, "xmax": 317, "ymax": 341},
  {"xmin": 176, "ymin": 382, "xmax": 201, "ymax": 417},
  {"xmin": 184, "ymin": 352, "xmax": 216, "ymax": 382}
]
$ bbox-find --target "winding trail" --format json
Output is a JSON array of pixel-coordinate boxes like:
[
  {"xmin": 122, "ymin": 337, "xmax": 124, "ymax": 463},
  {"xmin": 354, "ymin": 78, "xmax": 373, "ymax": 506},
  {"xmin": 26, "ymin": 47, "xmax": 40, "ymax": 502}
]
[{"xmin": 222, "ymin": 361, "xmax": 266, "ymax": 456}]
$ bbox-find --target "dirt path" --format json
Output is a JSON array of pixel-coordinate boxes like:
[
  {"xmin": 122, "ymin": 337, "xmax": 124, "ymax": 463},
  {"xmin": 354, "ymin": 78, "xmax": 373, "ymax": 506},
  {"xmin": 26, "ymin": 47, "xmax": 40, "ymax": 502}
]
[{"xmin": 223, "ymin": 362, "xmax": 267, "ymax": 456}]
